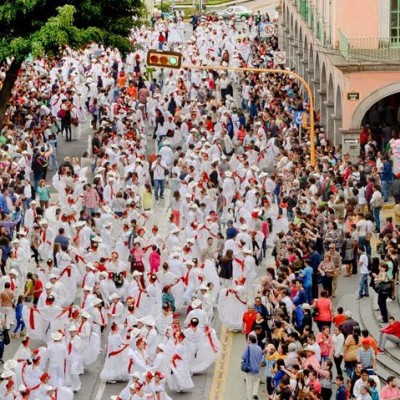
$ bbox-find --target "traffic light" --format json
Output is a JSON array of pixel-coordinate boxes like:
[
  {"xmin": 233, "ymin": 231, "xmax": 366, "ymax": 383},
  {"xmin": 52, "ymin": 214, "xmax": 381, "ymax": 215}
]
[{"xmin": 146, "ymin": 50, "xmax": 183, "ymax": 69}]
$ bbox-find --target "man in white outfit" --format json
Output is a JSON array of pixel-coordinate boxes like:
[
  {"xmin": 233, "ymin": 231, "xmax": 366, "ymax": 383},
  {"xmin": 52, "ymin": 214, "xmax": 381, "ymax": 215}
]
[{"xmin": 45, "ymin": 332, "xmax": 68, "ymax": 388}]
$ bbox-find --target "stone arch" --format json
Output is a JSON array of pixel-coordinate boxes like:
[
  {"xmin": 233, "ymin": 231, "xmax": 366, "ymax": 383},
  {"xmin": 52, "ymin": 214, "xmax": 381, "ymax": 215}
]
[{"xmin": 350, "ymin": 82, "xmax": 400, "ymax": 129}]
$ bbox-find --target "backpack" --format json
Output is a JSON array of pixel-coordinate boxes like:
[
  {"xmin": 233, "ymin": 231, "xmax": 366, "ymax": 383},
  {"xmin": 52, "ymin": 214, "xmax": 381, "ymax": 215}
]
[
  {"xmin": 370, "ymin": 193, "xmax": 384, "ymax": 208},
  {"xmin": 57, "ymin": 109, "xmax": 66, "ymax": 119}
]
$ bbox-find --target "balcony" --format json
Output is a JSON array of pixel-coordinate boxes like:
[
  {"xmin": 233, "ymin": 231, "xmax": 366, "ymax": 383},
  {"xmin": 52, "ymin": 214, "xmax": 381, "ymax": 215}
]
[{"xmin": 339, "ymin": 29, "xmax": 400, "ymax": 63}]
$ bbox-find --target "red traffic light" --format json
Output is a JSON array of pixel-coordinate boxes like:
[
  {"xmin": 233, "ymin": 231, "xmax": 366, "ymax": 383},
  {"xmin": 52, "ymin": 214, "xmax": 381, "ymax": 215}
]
[{"xmin": 146, "ymin": 50, "xmax": 183, "ymax": 69}]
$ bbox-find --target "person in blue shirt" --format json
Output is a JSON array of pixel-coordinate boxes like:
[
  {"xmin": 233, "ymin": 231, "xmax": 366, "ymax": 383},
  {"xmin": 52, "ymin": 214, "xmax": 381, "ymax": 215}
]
[
  {"xmin": 381, "ymin": 157, "xmax": 394, "ymax": 202},
  {"xmin": 300, "ymin": 260, "xmax": 314, "ymax": 304},
  {"xmin": 226, "ymin": 220, "xmax": 238, "ymax": 240},
  {"xmin": 12, "ymin": 295, "xmax": 25, "ymax": 337},
  {"xmin": 292, "ymin": 279, "xmax": 307, "ymax": 306},
  {"xmin": 309, "ymin": 246, "xmax": 322, "ymax": 299},
  {"xmin": 335, "ymin": 375, "xmax": 347, "ymax": 400},
  {"xmin": 241, "ymin": 335, "xmax": 263, "ymax": 400}
]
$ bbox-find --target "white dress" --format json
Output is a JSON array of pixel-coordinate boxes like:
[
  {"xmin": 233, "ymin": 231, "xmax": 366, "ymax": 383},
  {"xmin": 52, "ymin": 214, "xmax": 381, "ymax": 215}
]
[
  {"xmin": 193, "ymin": 327, "xmax": 221, "ymax": 373},
  {"xmin": 100, "ymin": 332, "xmax": 130, "ymax": 381},
  {"xmin": 167, "ymin": 343, "xmax": 194, "ymax": 392},
  {"xmin": 217, "ymin": 285, "xmax": 247, "ymax": 331}
]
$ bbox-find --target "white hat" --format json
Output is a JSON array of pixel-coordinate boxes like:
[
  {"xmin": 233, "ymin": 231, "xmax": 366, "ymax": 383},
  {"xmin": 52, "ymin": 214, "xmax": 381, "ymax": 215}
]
[
  {"xmin": 92, "ymin": 298, "xmax": 103, "ymax": 306},
  {"xmin": 304, "ymin": 345, "xmax": 316, "ymax": 353},
  {"xmin": 191, "ymin": 299, "xmax": 202, "ymax": 309},
  {"xmin": 81, "ymin": 311, "xmax": 91, "ymax": 319},
  {"xmin": 189, "ymin": 203, "xmax": 198, "ymax": 210},
  {"xmin": 11, "ymin": 238, "xmax": 20, "ymax": 244},
  {"xmin": 69, "ymin": 324, "xmax": 77, "ymax": 332},
  {"xmin": 187, "ymin": 238, "xmax": 195, "ymax": 244},
  {"xmin": 130, "ymin": 327, "xmax": 141, "ymax": 338},
  {"xmin": 129, "ymin": 371, "xmax": 142, "ymax": 379},
  {"xmin": 132, "ymin": 270, "xmax": 143, "ymax": 277},
  {"xmin": 4, "ymin": 359, "xmax": 18, "ymax": 370},
  {"xmin": 171, "ymin": 227, "xmax": 180, "ymax": 234},
  {"xmin": 140, "ymin": 316, "xmax": 155, "ymax": 327},
  {"xmin": 18, "ymin": 384, "xmax": 27, "ymax": 392},
  {"xmin": 240, "ymin": 224, "xmax": 248, "ymax": 231},
  {"xmin": 225, "ymin": 171, "xmax": 232, "ymax": 177},
  {"xmin": 157, "ymin": 343, "xmax": 165, "ymax": 351},
  {"xmin": 243, "ymin": 248, "xmax": 252, "ymax": 255},
  {"xmin": 83, "ymin": 285, "xmax": 92, "ymax": 292},
  {"xmin": 259, "ymin": 171, "xmax": 269, "ymax": 179},
  {"xmin": 49, "ymin": 274, "xmax": 58, "ymax": 280},
  {"xmin": 9, "ymin": 268, "xmax": 18, "ymax": 276},
  {"xmin": 199, "ymin": 284, "xmax": 208, "ymax": 291},
  {"xmin": 163, "ymin": 140, "xmax": 170, "ymax": 145},
  {"xmin": 51, "ymin": 332, "xmax": 63, "ymax": 341},
  {"xmin": 1, "ymin": 370, "xmax": 14, "ymax": 379},
  {"xmin": 74, "ymin": 221, "xmax": 86, "ymax": 228},
  {"xmin": 171, "ymin": 251, "xmax": 180, "ymax": 257},
  {"xmin": 109, "ymin": 293, "xmax": 121, "ymax": 300},
  {"xmin": 45, "ymin": 386, "xmax": 54, "ymax": 392},
  {"xmin": 184, "ymin": 193, "xmax": 191, "ymax": 198},
  {"xmin": 39, "ymin": 219, "xmax": 49, "ymax": 225},
  {"xmin": 251, "ymin": 165, "xmax": 259, "ymax": 172},
  {"xmin": 185, "ymin": 260, "xmax": 194, "ymax": 267},
  {"xmin": 45, "ymin": 282, "xmax": 53, "ymax": 290},
  {"xmin": 103, "ymin": 221, "xmax": 112, "ymax": 228},
  {"xmin": 17, "ymin": 229, "xmax": 27, "ymax": 236},
  {"xmin": 86, "ymin": 263, "xmax": 96, "ymax": 270},
  {"xmin": 91, "ymin": 236, "xmax": 103, "ymax": 243}
]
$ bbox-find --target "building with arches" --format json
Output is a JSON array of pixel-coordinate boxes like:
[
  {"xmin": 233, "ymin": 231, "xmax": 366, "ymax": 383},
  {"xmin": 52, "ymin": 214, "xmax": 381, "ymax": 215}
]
[{"xmin": 280, "ymin": 0, "xmax": 400, "ymax": 146}]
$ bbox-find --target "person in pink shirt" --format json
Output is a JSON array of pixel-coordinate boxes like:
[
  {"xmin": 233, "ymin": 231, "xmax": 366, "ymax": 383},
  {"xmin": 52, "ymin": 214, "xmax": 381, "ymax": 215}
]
[
  {"xmin": 316, "ymin": 325, "xmax": 334, "ymax": 361},
  {"xmin": 381, "ymin": 376, "xmax": 400, "ymax": 400},
  {"xmin": 149, "ymin": 245, "xmax": 161, "ymax": 273}
]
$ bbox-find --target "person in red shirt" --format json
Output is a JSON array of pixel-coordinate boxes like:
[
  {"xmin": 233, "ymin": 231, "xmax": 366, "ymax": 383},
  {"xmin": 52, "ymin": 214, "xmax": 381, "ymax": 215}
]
[
  {"xmin": 333, "ymin": 307, "xmax": 347, "ymax": 327},
  {"xmin": 242, "ymin": 303, "xmax": 257, "ymax": 338},
  {"xmin": 361, "ymin": 329, "xmax": 378, "ymax": 355},
  {"xmin": 32, "ymin": 273, "xmax": 43, "ymax": 306},
  {"xmin": 378, "ymin": 316, "xmax": 400, "ymax": 352}
]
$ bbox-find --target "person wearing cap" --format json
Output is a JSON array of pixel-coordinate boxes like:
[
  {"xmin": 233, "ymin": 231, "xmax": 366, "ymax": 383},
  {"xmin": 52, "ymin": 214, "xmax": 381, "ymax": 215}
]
[
  {"xmin": 184, "ymin": 299, "xmax": 208, "ymax": 329},
  {"xmin": 45, "ymin": 331, "xmax": 68, "ymax": 387},
  {"xmin": 357, "ymin": 339, "xmax": 376, "ymax": 371},
  {"xmin": 108, "ymin": 293, "xmax": 124, "ymax": 325},
  {"xmin": 66, "ymin": 324, "xmax": 83, "ymax": 392}
]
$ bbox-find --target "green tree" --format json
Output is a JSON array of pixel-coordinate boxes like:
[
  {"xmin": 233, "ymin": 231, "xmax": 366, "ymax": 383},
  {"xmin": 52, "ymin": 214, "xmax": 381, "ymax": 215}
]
[{"xmin": 0, "ymin": 0, "xmax": 143, "ymax": 123}]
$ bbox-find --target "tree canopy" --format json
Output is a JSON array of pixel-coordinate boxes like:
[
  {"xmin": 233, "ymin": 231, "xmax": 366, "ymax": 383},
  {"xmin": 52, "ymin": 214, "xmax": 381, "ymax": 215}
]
[{"xmin": 0, "ymin": 0, "xmax": 144, "ymax": 122}]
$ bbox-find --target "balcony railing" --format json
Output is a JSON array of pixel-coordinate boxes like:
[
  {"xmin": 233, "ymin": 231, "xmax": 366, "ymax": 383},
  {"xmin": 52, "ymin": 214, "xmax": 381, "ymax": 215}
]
[
  {"xmin": 339, "ymin": 28, "xmax": 400, "ymax": 62},
  {"xmin": 292, "ymin": 0, "xmax": 329, "ymax": 46}
]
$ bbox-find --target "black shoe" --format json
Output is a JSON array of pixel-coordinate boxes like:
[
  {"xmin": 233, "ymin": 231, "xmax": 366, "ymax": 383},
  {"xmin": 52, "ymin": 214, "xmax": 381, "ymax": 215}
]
[
  {"xmin": 160, "ymin": 196, "xmax": 164, "ymax": 199},
  {"xmin": 254, "ymin": 397, "xmax": 259, "ymax": 400},
  {"xmin": 364, "ymin": 294, "xmax": 369, "ymax": 297},
  {"xmin": 356, "ymin": 296, "xmax": 363, "ymax": 300},
  {"xmin": 0, "ymin": 359, "xmax": 4, "ymax": 364}
]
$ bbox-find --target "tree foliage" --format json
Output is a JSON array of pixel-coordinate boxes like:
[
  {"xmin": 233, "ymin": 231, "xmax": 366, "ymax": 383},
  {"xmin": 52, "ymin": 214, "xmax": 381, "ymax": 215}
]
[
  {"xmin": 0, "ymin": 0, "xmax": 143, "ymax": 63},
  {"xmin": 0, "ymin": 0, "xmax": 144, "ymax": 123}
]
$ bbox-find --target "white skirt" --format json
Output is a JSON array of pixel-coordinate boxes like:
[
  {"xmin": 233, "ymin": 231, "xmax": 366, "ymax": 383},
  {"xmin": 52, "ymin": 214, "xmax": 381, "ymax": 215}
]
[
  {"xmin": 167, "ymin": 359, "xmax": 194, "ymax": 392},
  {"xmin": 217, "ymin": 289, "xmax": 247, "ymax": 331},
  {"xmin": 100, "ymin": 347, "xmax": 130, "ymax": 381}
]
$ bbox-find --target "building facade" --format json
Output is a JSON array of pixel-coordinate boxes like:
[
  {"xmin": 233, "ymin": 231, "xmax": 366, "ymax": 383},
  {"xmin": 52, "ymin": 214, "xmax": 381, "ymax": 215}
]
[{"xmin": 280, "ymin": 0, "xmax": 400, "ymax": 145}]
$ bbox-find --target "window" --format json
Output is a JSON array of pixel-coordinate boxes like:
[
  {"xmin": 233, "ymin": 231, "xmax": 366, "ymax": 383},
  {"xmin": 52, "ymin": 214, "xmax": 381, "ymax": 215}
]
[{"xmin": 391, "ymin": 0, "xmax": 400, "ymax": 46}]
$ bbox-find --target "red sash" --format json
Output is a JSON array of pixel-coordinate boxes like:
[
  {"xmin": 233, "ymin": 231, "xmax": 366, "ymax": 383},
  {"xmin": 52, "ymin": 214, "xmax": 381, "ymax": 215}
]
[
  {"xmin": 171, "ymin": 353, "xmax": 182, "ymax": 368},
  {"xmin": 226, "ymin": 289, "xmax": 247, "ymax": 305},
  {"xmin": 109, "ymin": 343, "xmax": 129, "ymax": 357}
]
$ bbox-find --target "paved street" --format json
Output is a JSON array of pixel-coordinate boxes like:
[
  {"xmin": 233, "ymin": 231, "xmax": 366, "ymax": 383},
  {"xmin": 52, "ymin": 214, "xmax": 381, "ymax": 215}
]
[{"xmin": 1, "ymin": 2, "xmax": 282, "ymax": 399}]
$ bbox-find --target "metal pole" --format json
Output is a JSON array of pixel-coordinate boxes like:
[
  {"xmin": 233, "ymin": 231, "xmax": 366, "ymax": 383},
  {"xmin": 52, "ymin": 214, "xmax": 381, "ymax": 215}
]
[{"xmin": 182, "ymin": 64, "xmax": 316, "ymax": 166}]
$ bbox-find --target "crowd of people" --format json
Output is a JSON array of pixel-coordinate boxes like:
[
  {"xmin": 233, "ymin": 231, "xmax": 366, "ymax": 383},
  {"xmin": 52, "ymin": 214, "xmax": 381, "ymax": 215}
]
[{"xmin": 0, "ymin": 7, "xmax": 399, "ymax": 400}]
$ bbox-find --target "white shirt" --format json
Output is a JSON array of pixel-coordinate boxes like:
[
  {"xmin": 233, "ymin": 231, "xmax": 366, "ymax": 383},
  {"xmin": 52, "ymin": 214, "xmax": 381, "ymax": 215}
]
[
  {"xmin": 359, "ymin": 253, "xmax": 369, "ymax": 274},
  {"xmin": 151, "ymin": 160, "xmax": 167, "ymax": 180}
]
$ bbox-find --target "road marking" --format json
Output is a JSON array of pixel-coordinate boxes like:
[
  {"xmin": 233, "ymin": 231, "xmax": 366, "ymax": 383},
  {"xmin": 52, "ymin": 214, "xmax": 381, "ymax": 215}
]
[
  {"xmin": 209, "ymin": 324, "xmax": 233, "ymax": 400},
  {"xmin": 88, "ymin": 134, "xmax": 92, "ymax": 156},
  {"xmin": 94, "ymin": 379, "xmax": 106, "ymax": 400}
]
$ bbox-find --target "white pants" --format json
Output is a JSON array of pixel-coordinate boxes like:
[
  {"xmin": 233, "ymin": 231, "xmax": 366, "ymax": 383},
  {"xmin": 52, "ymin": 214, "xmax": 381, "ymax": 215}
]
[
  {"xmin": 245, "ymin": 372, "xmax": 260, "ymax": 400},
  {"xmin": 49, "ymin": 364, "xmax": 65, "ymax": 388},
  {"xmin": 0, "ymin": 307, "xmax": 14, "ymax": 329}
]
